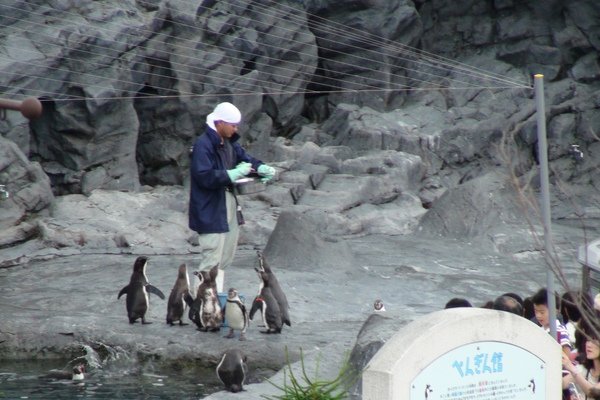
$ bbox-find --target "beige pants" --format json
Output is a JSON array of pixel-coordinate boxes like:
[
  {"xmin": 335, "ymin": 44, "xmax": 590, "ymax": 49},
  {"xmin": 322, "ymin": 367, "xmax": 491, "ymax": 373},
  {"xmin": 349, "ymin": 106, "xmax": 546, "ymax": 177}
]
[{"xmin": 196, "ymin": 191, "xmax": 239, "ymax": 293}]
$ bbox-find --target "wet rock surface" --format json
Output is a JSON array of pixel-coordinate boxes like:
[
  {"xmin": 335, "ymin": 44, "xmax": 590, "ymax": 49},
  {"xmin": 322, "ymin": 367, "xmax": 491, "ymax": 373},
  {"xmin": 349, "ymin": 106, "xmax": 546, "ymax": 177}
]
[{"xmin": 0, "ymin": 203, "xmax": 595, "ymax": 398}]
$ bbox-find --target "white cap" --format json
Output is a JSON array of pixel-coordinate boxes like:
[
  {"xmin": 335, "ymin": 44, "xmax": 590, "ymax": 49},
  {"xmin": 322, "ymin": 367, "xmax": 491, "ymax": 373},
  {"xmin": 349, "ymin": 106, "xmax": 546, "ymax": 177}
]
[{"xmin": 206, "ymin": 102, "xmax": 242, "ymax": 130}]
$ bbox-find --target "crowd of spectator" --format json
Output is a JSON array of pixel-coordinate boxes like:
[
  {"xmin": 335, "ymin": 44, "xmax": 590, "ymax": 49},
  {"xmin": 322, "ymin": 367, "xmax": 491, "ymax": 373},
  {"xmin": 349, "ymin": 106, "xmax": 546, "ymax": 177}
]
[{"xmin": 444, "ymin": 288, "xmax": 600, "ymax": 400}]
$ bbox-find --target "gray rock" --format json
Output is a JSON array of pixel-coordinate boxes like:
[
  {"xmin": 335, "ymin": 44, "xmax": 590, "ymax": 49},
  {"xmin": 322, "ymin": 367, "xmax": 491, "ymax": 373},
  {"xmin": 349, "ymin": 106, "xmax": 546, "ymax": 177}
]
[
  {"xmin": 263, "ymin": 209, "xmax": 356, "ymax": 271},
  {"xmin": 417, "ymin": 170, "xmax": 528, "ymax": 238},
  {"xmin": 0, "ymin": 136, "xmax": 54, "ymax": 247},
  {"xmin": 347, "ymin": 312, "xmax": 409, "ymax": 399},
  {"xmin": 571, "ymin": 52, "xmax": 600, "ymax": 83}
]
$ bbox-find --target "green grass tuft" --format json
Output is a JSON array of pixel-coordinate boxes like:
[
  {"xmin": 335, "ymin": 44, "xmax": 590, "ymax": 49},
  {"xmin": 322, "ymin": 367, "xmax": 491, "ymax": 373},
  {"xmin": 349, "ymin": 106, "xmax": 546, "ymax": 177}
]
[{"xmin": 262, "ymin": 348, "xmax": 359, "ymax": 400}]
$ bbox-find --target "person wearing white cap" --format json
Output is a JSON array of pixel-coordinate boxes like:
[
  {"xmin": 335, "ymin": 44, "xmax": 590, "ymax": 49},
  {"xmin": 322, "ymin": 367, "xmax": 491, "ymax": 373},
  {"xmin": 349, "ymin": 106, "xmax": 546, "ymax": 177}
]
[{"xmin": 189, "ymin": 102, "xmax": 276, "ymax": 293}]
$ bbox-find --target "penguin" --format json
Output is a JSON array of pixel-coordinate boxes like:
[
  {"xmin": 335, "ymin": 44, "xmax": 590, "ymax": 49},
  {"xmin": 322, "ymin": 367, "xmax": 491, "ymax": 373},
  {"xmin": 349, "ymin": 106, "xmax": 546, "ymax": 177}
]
[
  {"xmin": 373, "ymin": 299, "xmax": 386, "ymax": 313},
  {"xmin": 118, "ymin": 256, "xmax": 165, "ymax": 324},
  {"xmin": 216, "ymin": 349, "xmax": 248, "ymax": 393},
  {"xmin": 43, "ymin": 364, "xmax": 85, "ymax": 381},
  {"xmin": 189, "ymin": 264, "xmax": 219, "ymax": 329},
  {"xmin": 223, "ymin": 287, "xmax": 249, "ymax": 341},
  {"xmin": 197, "ymin": 285, "xmax": 223, "ymax": 332},
  {"xmin": 166, "ymin": 263, "xmax": 194, "ymax": 326},
  {"xmin": 249, "ymin": 270, "xmax": 282, "ymax": 334},
  {"xmin": 256, "ymin": 251, "xmax": 291, "ymax": 327}
]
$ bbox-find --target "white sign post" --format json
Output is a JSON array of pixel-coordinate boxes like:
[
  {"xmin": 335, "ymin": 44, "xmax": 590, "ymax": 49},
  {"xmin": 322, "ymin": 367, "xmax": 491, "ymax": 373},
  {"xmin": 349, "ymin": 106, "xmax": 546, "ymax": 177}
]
[{"xmin": 362, "ymin": 308, "xmax": 561, "ymax": 400}]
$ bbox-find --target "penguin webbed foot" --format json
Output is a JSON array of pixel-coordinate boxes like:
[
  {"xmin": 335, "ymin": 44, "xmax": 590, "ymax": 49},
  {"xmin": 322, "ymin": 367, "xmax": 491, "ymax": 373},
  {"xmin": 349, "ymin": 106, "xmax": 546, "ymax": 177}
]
[{"xmin": 225, "ymin": 329, "xmax": 235, "ymax": 339}]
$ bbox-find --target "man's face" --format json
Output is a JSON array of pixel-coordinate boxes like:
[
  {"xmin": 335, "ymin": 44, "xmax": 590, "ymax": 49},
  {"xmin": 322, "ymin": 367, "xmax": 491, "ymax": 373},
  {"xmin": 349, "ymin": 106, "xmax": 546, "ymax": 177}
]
[
  {"xmin": 533, "ymin": 303, "xmax": 549, "ymax": 328},
  {"xmin": 215, "ymin": 120, "xmax": 238, "ymax": 139}
]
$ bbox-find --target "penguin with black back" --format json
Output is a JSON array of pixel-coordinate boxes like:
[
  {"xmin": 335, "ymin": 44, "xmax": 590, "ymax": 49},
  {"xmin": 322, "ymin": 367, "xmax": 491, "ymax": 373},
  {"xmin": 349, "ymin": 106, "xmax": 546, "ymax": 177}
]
[
  {"xmin": 118, "ymin": 256, "xmax": 165, "ymax": 324},
  {"xmin": 223, "ymin": 287, "xmax": 249, "ymax": 340},
  {"xmin": 249, "ymin": 269, "xmax": 283, "ymax": 333},
  {"xmin": 216, "ymin": 349, "xmax": 248, "ymax": 393},
  {"xmin": 166, "ymin": 263, "xmax": 194, "ymax": 326},
  {"xmin": 42, "ymin": 364, "xmax": 85, "ymax": 381},
  {"xmin": 256, "ymin": 250, "xmax": 290, "ymax": 327}
]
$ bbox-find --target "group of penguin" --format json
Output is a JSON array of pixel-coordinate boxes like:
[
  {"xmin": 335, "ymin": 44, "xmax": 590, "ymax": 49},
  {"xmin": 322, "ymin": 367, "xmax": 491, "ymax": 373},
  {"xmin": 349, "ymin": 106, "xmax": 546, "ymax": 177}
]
[{"xmin": 117, "ymin": 250, "xmax": 291, "ymax": 392}]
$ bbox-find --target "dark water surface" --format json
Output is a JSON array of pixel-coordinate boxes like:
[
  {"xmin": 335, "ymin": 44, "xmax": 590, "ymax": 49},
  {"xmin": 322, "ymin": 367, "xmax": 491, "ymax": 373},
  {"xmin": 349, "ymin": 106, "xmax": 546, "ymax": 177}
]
[{"xmin": 0, "ymin": 359, "xmax": 221, "ymax": 399}]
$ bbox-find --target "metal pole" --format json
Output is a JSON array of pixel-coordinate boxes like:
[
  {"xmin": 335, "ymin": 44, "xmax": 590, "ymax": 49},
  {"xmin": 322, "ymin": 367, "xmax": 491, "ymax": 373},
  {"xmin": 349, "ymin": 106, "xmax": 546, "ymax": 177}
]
[{"xmin": 535, "ymin": 74, "xmax": 557, "ymax": 340}]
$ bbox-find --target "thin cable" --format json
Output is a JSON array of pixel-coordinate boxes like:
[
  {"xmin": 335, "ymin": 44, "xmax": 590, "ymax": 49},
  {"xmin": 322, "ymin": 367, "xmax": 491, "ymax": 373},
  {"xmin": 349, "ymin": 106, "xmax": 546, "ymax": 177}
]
[
  {"xmin": 6, "ymin": 1, "xmax": 502, "ymax": 93},
  {"xmin": 266, "ymin": 0, "xmax": 530, "ymax": 87},
  {"xmin": 2, "ymin": 3, "xmax": 404, "ymax": 94},
  {"xmin": 150, "ymin": 0, "xmax": 509, "ymax": 90},
  {"xmin": 201, "ymin": 3, "xmax": 523, "ymax": 87},
  {"xmin": 0, "ymin": 11, "xmax": 335, "ymax": 96},
  {"xmin": 26, "ymin": 85, "xmax": 524, "ymax": 103},
  {"xmin": 1, "ymin": 1, "xmax": 530, "ymax": 103}
]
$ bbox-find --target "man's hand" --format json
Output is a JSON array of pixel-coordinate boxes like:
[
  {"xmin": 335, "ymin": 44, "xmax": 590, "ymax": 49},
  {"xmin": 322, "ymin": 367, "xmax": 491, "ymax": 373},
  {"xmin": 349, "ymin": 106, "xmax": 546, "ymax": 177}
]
[
  {"xmin": 258, "ymin": 164, "xmax": 276, "ymax": 183},
  {"xmin": 227, "ymin": 162, "xmax": 252, "ymax": 182}
]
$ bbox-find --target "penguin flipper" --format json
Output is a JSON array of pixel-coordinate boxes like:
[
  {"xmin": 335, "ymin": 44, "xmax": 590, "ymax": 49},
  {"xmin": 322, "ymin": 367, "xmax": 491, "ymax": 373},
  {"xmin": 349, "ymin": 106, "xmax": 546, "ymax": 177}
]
[
  {"xmin": 146, "ymin": 284, "xmax": 165, "ymax": 299},
  {"xmin": 248, "ymin": 297, "xmax": 261, "ymax": 320},
  {"xmin": 183, "ymin": 291, "xmax": 194, "ymax": 308},
  {"xmin": 117, "ymin": 285, "xmax": 129, "ymax": 299},
  {"xmin": 188, "ymin": 299, "xmax": 201, "ymax": 327}
]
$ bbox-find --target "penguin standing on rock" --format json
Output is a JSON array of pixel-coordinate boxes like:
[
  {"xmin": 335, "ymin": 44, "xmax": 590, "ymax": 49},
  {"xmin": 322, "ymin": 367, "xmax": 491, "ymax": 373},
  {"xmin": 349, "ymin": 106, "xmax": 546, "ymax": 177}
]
[
  {"xmin": 223, "ymin": 287, "xmax": 248, "ymax": 340},
  {"xmin": 189, "ymin": 264, "xmax": 222, "ymax": 331},
  {"xmin": 216, "ymin": 349, "xmax": 248, "ymax": 393},
  {"xmin": 249, "ymin": 270, "xmax": 282, "ymax": 334},
  {"xmin": 166, "ymin": 263, "xmax": 194, "ymax": 326},
  {"xmin": 197, "ymin": 285, "xmax": 223, "ymax": 331},
  {"xmin": 256, "ymin": 251, "xmax": 291, "ymax": 327},
  {"xmin": 118, "ymin": 256, "xmax": 165, "ymax": 324}
]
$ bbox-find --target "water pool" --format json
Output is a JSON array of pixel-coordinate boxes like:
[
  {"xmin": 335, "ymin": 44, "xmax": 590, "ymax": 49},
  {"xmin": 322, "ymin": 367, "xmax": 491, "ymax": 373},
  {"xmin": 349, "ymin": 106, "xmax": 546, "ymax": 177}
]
[{"xmin": 0, "ymin": 359, "xmax": 222, "ymax": 399}]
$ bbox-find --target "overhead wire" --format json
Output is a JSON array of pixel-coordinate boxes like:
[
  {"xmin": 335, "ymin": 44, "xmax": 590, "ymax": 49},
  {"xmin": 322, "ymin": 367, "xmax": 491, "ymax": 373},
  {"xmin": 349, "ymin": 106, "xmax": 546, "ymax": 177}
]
[
  {"xmin": 291, "ymin": 3, "xmax": 530, "ymax": 88},
  {"xmin": 1, "ymin": 1, "xmax": 524, "ymax": 101},
  {"xmin": 0, "ymin": 0, "xmax": 530, "ymax": 104},
  {"xmin": 1, "ymin": 2, "xmax": 413, "ymax": 101},
  {"xmin": 144, "ymin": 0, "xmax": 523, "ymax": 90},
  {"xmin": 0, "ymin": 6, "xmax": 337, "ymax": 99},
  {"xmin": 218, "ymin": 0, "xmax": 530, "ymax": 88}
]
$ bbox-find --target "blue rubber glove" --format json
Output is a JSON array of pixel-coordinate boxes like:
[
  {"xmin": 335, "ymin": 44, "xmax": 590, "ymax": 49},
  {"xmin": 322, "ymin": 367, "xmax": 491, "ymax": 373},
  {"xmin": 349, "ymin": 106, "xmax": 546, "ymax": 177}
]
[
  {"xmin": 258, "ymin": 164, "xmax": 276, "ymax": 183},
  {"xmin": 227, "ymin": 162, "xmax": 252, "ymax": 182}
]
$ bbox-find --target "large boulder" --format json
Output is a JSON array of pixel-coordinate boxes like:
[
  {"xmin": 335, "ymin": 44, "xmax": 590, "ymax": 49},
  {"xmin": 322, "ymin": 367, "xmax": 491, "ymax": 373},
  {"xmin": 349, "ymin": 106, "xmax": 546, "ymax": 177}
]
[
  {"xmin": 263, "ymin": 209, "xmax": 356, "ymax": 271},
  {"xmin": 0, "ymin": 136, "xmax": 53, "ymax": 247},
  {"xmin": 417, "ymin": 170, "xmax": 528, "ymax": 238}
]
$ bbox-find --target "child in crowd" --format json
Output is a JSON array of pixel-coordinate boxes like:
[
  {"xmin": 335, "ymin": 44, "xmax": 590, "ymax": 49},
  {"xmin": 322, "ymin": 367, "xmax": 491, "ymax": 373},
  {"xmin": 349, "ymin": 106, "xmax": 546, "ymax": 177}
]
[{"xmin": 532, "ymin": 288, "xmax": 573, "ymax": 355}]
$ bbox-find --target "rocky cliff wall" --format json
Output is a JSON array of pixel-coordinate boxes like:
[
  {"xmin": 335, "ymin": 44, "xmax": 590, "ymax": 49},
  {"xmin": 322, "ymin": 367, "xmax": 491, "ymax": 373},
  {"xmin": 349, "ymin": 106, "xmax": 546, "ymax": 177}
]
[{"xmin": 1, "ymin": 0, "xmax": 599, "ymax": 249}]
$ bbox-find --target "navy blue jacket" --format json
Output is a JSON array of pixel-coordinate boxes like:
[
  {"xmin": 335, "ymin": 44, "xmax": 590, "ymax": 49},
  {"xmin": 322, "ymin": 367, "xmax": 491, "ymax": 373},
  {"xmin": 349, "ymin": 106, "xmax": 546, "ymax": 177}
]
[{"xmin": 188, "ymin": 127, "xmax": 263, "ymax": 234}]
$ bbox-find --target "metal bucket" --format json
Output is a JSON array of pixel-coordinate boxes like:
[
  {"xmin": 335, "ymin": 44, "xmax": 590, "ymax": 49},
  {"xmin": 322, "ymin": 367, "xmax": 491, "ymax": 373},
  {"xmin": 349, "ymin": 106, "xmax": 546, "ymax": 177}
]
[{"xmin": 234, "ymin": 177, "xmax": 266, "ymax": 195}]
